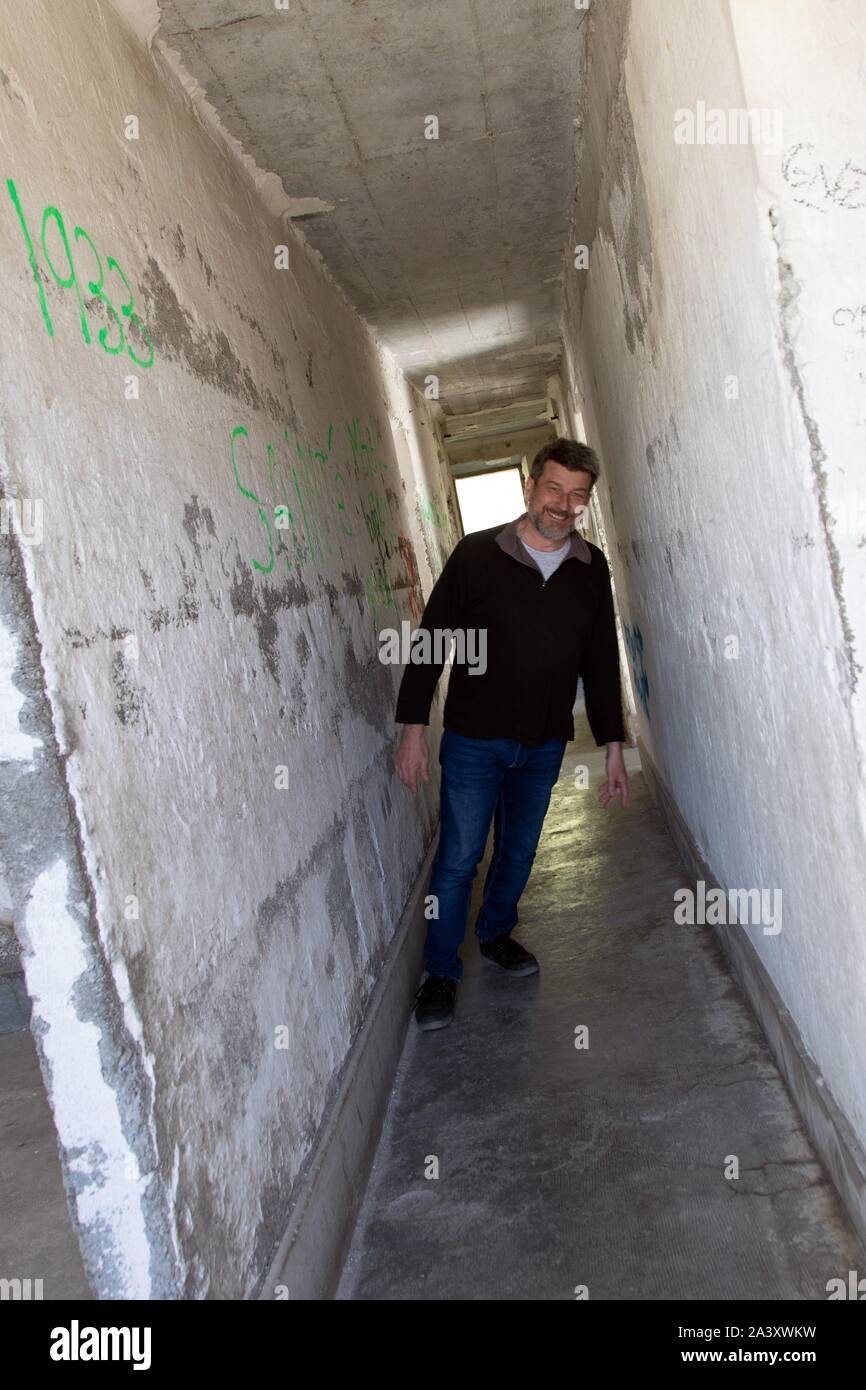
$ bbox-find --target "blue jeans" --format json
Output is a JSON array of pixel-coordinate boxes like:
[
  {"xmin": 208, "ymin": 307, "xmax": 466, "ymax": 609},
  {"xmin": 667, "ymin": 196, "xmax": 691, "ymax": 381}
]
[{"xmin": 424, "ymin": 729, "xmax": 567, "ymax": 980}]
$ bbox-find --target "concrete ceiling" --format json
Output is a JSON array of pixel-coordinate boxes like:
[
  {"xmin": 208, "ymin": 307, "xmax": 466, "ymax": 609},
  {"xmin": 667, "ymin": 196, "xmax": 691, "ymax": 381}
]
[{"xmin": 157, "ymin": 0, "xmax": 586, "ymax": 416}]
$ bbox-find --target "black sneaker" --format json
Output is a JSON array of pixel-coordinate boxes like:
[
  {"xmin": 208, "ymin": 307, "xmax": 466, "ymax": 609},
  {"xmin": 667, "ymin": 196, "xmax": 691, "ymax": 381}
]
[
  {"xmin": 479, "ymin": 934, "xmax": 539, "ymax": 976},
  {"xmin": 413, "ymin": 975, "xmax": 457, "ymax": 1030}
]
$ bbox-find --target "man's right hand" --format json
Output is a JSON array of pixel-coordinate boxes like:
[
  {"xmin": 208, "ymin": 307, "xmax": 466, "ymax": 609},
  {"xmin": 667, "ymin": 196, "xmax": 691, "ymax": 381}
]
[{"xmin": 394, "ymin": 724, "xmax": 430, "ymax": 795}]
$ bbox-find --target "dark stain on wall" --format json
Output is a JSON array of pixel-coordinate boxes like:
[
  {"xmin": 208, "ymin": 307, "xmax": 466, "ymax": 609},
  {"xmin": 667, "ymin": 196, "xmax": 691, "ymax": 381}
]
[
  {"xmin": 0, "ymin": 66, "xmax": 26, "ymax": 106},
  {"xmin": 295, "ymin": 629, "xmax": 311, "ymax": 671},
  {"xmin": 110, "ymin": 648, "xmax": 145, "ymax": 727},
  {"xmin": 231, "ymin": 298, "xmax": 287, "ymax": 376},
  {"xmin": 321, "ymin": 578, "xmax": 340, "ymax": 615},
  {"xmin": 646, "ymin": 413, "xmax": 680, "ymax": 478},
  {"xmin": 64, "ymin": 623, "xmax": 128, "ymax": 650},
  {"xmin": 568, "ymin": 0, "xmax": 652, "ymax": 354},
  {"xmin": 287, "ymin": 670, "xmax": 307, "ymax": 731},
  {"xmin": 195, "ymin": 240, "xmax": 215, "ymax": 288},
  {"xmin": 176, "ymin": 556, "xmax": 200, "ymax": 625},
  {"xmin": 139, "ymin": 258, "xmax": 284, "ymax": 421},
  {"xmin": 182, "ymin": 496, "xmax": 217, "ymax": 567},
  {"xmin": 597, "ymin": 65, "xmax": 654, "ymax": 354},
  {"xmin": 149, "ymin": 605, "xmax": 171, "ymax": 633},
  {"xmin": 341, "ymin": 570, "xmax": 364, "ymax": 599},
  {"xmin": 332, "ymin": 631, "xmax": 394, "ymax": 740},
  {"xmin": 228, "ymin": 551, "xmax": 311, "ymax": 680},
  {"xmin": 325, "ymin": 851, "xmax": 360, "ymax": 968}
]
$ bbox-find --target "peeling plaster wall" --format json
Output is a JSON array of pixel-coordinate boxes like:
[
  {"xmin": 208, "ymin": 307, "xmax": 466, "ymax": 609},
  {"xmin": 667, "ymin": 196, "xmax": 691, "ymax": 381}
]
[
  {"xmin": 0, "ymin": 0, "xmax": 453, "ymax": 1296},
  {"xmin": 561, "ymin": 0, "xmax": 866, "ymax": 1148}
]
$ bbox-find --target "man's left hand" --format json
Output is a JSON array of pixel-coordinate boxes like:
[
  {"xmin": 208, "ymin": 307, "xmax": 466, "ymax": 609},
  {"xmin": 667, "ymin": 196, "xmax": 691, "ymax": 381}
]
[{"xmin": 599, "ymin": 743, "xmax": 629, "ymax": 809}]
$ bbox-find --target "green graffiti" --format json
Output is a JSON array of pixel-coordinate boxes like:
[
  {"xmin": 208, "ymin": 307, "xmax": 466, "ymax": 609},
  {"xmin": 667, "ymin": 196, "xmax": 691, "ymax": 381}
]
[
  {"xmin": 418, "ymin": 488, "xmax": 455, "ymax": 579},
  {"xmin": 232, "ymin": 424, "xmax": 339, "ymax": 575},
  {"xmin": 291, "ymin": 461, "xmax": 317, "ymax": 563},
  {"xmin": 231, "ymin": 425, "xmax": 274, "ymax": 574},
  {"xmin": 361, "ymin": 487, "xmax": 399, "ymax": 550},
  {"xmin": 364, "ymin": 567, "xmax": 394, "ymax": 610},
  {"xmin": 41, "ymin": 205, "xmax": 91, "ymax": 345},
  {"xmin": 6, "ymin": 178, "xmax": 53, "ymax": 337},
  {"xmin": 228, "ymin": 414, "xmax": 452, "ymax": 625},
  {"xmin": 73, "ymin": 227, "xmax": 124, "ymax": 355},
  {"xmin": 419, "ymin": 490, "xmax": 453, "ymax": 539},
  {"xmin": 268, "ymin": 442, "xmax": 294, "ymax": 570},
  {"xmin": 7, "ymin": 177, "xmax": 155, "ymax": 368},
  {"xmin": 229, "ymin": 418, "xmax": 410, "ymax": 609},
  {"xmin": 107, "ymin": 254, "xmax": 155, "ymax": 369},
  {"xmin": 347, "ymin": 416, "xmax": 387, "ymax": 482}
]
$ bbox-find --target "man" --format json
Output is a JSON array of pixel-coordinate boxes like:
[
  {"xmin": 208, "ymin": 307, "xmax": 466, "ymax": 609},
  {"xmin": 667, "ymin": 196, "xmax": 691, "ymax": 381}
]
[{"xmin": 394, "ymin": 438, "xmax": 628, "ymax": 1031}]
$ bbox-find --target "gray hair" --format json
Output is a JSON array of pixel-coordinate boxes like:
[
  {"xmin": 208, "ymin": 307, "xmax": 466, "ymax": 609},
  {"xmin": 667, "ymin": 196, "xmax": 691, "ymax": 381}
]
[{"xmin": 530, "ymin": 437, "xmax": 599, "ymax": 485}]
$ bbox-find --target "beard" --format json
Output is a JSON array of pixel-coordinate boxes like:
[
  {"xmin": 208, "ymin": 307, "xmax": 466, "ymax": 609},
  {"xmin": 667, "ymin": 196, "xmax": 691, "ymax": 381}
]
[{"xmin": 527, "ymin": 499, "xmax": 574, "ymax": 542}]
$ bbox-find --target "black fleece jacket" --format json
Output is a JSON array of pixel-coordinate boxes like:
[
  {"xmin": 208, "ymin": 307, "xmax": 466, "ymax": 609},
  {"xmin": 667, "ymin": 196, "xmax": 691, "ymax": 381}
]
[{"xmin": 394, "ymin": 513, "xmax": 626, "ymax": 747}]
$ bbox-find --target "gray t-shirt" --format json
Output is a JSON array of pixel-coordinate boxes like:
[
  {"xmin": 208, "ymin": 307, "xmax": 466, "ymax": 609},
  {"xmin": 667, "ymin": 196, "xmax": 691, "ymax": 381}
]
[{"xmin": 519, "ymin": 536, "xmax": 571, "ymax": 582}]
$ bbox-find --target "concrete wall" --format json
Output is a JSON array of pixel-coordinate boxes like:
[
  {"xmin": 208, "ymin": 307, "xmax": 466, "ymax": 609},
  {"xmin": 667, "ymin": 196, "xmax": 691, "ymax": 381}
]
[
  {"xmin": 561, "ymin": 0, "xmax": 866, "ymax": 1150},
  {"xmin": 0, "ymin": 0, "xmax": 453, "ymax": 1296}
]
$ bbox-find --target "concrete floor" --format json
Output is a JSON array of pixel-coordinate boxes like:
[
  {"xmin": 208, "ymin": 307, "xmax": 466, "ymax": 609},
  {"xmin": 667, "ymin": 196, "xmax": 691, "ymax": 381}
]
[
  {"xmin": 3, "ymin": 716, "xmax": 864, "ymax": 1302},
  {"xmin": 0, "ymin": 949, "xmax": 91, "ymax": 1301},
  {"xmin": 338, "ymin": 722, "xmax": 865, "ymax": 1300}
]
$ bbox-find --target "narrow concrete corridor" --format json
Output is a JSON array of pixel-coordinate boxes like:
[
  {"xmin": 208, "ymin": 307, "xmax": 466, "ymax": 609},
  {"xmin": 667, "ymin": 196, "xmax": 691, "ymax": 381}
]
[
  {"xmin": 1, "ymin": 0, "xmax": 865, "ymax": 1315},
  {"xmin": 338, "ymin": 715, "xmax": 863, "ymax": 1301}
]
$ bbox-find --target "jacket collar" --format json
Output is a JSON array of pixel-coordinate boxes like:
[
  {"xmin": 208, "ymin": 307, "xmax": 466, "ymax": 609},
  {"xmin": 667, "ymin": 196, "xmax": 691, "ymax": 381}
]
[{"xmin": 495, "ymin": 512, "xmax": 592, "ymax": 569}]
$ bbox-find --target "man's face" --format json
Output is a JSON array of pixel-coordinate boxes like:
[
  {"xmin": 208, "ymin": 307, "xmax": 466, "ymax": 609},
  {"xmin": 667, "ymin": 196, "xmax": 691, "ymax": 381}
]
[{"xmin": 525, "ymin": 460, "xmax": 593, "ymax": 541}]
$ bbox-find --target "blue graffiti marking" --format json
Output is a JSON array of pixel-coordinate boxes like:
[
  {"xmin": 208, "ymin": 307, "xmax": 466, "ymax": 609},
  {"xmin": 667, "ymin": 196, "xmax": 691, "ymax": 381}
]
[{"xmin": 623, "ymin": 621, "xmax": 650, "ymax": 718}]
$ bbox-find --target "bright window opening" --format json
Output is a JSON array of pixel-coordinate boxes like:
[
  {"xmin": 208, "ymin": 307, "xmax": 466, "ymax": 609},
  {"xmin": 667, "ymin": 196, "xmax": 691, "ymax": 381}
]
[{"xmin": 454, "ymin": 467, "xmax": 525, "ymax": 535}]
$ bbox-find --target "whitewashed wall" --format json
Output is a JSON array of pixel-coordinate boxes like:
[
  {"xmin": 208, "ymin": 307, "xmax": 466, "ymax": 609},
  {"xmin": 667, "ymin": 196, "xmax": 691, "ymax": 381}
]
[
  {"xmin": 0, "ymin": 0, "xmax": 453, "ymax": 1296},
  {"xmin": 561, "ymin": 0, "xmax": 866, "ymax": 1149}
]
